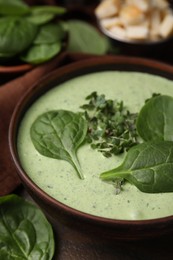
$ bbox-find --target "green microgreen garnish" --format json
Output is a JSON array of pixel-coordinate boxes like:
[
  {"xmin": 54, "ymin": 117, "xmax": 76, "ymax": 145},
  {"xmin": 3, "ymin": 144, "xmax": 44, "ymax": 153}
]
[{"xmin": 80, "ymin": 92, "xmax": 139, "ymax": 157}]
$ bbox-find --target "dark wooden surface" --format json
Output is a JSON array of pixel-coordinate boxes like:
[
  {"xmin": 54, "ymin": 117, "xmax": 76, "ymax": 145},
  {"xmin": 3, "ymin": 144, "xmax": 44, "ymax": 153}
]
[
  {"xmin": 1, "ymin": 3, "xmax": 173, "ymax": 259},
  {"xmin": 17, "ymin": 188, "xmax": 173, "ymax": 260}
]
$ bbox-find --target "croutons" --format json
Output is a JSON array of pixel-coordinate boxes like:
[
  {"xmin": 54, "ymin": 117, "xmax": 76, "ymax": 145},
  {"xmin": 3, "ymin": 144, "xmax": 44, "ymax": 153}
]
[{"xmin": 95, "ymin": 0, "xmax": 173, "ymax": 42}]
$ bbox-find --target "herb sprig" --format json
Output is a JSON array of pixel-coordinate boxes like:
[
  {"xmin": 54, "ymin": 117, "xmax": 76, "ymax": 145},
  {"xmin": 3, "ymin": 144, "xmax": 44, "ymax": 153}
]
[{"xmin": 80, "ymin": 92, "xmax": 139, "ymax": 157}]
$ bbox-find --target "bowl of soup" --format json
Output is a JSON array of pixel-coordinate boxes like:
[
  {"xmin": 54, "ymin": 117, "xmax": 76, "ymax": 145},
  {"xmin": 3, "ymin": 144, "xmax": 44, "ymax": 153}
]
[{"xmin": 9, "ymin": 55, "xmax": 173, "ymax": 241}]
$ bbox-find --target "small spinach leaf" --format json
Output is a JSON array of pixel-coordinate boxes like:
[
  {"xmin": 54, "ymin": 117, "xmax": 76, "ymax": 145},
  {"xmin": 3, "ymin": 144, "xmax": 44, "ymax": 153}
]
[
  {"xmin": 137, "ymin": 95, "xmax": 173, "ymax": 141},
  {"xmin": 26, "ymin": 5, "xmax": 66, "ymax": 25},
  {"xmin": 0, "ymin": 194, "xmax": 54, "ymax": 260},
  {"xmin": 0, "ymin": 52, "xmax": 16, "ymax": 58},
  {"xmin": 100, "ymin": 141, "xmax": 173, "ymax": 193},
  {"xmin": 0, "ymin": 17, "xmax": 38, "ymax": 57},
  {"xmin": 26, "ymin": 13, "xmax": 56, "ymax": 25},
  {"xmin": 21, "ymin": 42, "xmax": 62, "ymax": 64},
  {"xmin": 30, "ymin": 110, "xmax": 88, "ymax": 179},
  {"xmin": 0, "ymin": 0, "xmax": 30, "ymax": 16},
  {"xmin": 34, "ymin": 23, "xmax": 65, "ymax": 44},
  {"xmin": 67, "ymin": 20, "xmax": 109, "ymax": 55},
  {"xmin": 30, "ymin": 5, "xmax": 66, "ymax": 16}
]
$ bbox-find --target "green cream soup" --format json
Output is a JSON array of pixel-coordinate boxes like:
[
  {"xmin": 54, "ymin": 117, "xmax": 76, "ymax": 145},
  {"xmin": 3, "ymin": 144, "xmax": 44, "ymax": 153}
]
[{"xmin": 18, "ymin": 71, "xmax": 173, "ymax": 220}]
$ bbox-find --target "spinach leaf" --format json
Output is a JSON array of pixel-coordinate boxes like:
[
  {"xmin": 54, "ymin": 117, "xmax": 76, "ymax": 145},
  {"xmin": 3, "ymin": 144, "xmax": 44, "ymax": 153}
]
[
  {"xmin": 21, "ymin": 42, "xmax": 62, "ymax": 64},
  {"xmin": 0, "ymin": 52, "xmax": 16, "ymax": 59},
  {"xmin": 34, "ymin": 23, "xmax": 65, "ymax": 44},
  {"xmin": 67, "ymin": 20, "xmax": 109, "ymax": 55},
  {"xmin": 100, "ymin": 141, "xmax": 173, "ymax": 193},
  {"xmin": 0, "ymin": 2, "xmax": 66, "ymax": 64},
  {"xmin": 30, "ymin": 5, "xmax": 66, "ymax": 16},
  {"xmin": 0, "ymin": 194, "xmax": 54, "ymax": 260},
  {"xmin": 26, "ymin": 6, "xmax": 66, "ymax": 25},
  {"xmin": 137, "ymin": 95, "xmax": 173, "ymax": 142},
  {"xmin": 30, "ymin": 110, "xmax": 87, "ymax": 179},
  {"xmin": 0, "ymin": 17, "xmax": 38, "ymax": 57},
  {"xmin": 0, "ymin": 0, "xmax": 30, "ymax": 16},
  {"xmin": 26, "ymin": 13, "xmax": 56, "ymax": 25}
]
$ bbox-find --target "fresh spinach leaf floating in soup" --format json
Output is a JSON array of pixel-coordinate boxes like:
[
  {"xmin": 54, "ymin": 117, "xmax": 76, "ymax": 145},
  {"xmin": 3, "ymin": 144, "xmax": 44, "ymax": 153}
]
[
  {"xmin": 30, "ymin": 110, "xmax": 87, "ymax": 179},
  {"xmin": 100, "ymin": 141, "xmax": 173, "ymax": 193},
  {"xmin": 137, "ymin": 95, "xmax": 173, "ymax": 141}
]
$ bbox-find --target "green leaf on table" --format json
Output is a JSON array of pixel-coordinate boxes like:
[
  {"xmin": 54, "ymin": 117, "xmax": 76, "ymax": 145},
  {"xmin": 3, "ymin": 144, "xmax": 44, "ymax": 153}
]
[
  {"xmin": 137, "ymin": 95, "xmax": 173, "ymax": 141},
  {"xmin": 0, "ymin": 17, "xmax": 38, "ymax": 58},
  {"xmin": 20, "ymin": 42, "xmax": 62, "ymax": 64},
  {"xmin": 34, "ymin": 23, "xmax": 65, "ymax": 44},
  {"xmin": 0, "ymin": 194, "xmax": 54, "ymax": 260},
  {"xmin": 67, "ymin": 20, "xmax": 109, "ymax": 55},
  {"xmin": 30, "ymin": 110, "xmax": 88, "ymax": 179},
  {"xmin": 100, "ymin": 141, "xmax": 173, "ymax": 193},
  {"xmin": 0, "ymin": 0, "xmax": 30, "ymax": 16}
]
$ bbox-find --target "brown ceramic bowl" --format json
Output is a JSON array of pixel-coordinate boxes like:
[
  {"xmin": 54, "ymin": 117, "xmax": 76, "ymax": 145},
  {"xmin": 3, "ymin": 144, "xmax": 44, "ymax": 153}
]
[
  {"xmin": 105, "ymin": 32, "xmax": 173, "ymax": 58},
  {"xmin": 9, "ymin": 56, "xmax": 173, "ymax": 241},
  {"xmin": 99, "ymin": 23, "xmax": 173, "ymax": 57},
  {"xmin": 96, "ymin": 7, "xmax": 173, "ymax": 57},
  {"xmin": 0, "ymin": 62, "xmax": 34, "ymax": 85},
  {"xmin": 0, "ymin": 62, "xmax": 33, "ymax": 74}
]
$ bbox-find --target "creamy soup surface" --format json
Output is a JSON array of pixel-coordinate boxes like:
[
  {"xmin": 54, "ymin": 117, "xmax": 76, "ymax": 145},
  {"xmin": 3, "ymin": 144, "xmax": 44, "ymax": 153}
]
[{"xmin": 18, "ymin": 71, "xmax": 173, "ymax": 220}]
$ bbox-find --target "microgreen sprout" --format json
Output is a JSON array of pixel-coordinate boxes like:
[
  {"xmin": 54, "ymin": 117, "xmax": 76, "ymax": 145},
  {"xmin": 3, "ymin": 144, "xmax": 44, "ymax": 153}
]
[{"xmin": 80, "ymin": 92, "xmax": 139, "ymax": 157}]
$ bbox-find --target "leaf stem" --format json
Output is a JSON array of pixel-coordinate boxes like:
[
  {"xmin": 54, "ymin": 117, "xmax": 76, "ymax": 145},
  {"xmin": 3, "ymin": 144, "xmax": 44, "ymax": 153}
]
[
  {"xmin": 100, "ymin": 168, "xmax": 129, "ymax": 181},
  {"xmin": 70, "ymin": 153, "xmax": 85, "ymax": 180}
]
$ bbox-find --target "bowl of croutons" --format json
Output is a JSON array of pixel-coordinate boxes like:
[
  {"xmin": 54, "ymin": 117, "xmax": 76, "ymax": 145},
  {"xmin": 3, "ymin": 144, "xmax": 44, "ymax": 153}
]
[{"xmin": 95, "ymin": 0, "xmax": 173, "ymax": 55}]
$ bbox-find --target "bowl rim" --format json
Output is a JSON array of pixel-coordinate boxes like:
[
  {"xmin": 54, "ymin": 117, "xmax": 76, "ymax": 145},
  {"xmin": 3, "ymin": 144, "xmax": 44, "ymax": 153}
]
[
  {"xmin": 8, "ymin": 55, "xmax": 173, "ymax": 234},
  {"xmin": 0, "ymin": 62, "xmax": 33, "ymax": 73}
]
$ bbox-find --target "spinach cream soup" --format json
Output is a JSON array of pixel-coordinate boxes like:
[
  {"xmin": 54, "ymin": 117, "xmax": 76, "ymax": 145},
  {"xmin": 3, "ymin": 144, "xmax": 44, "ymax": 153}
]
[{"xmin": 17, "ymin": 71, "xmax": 173, "ymax": 220}]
